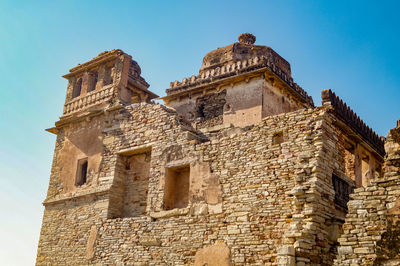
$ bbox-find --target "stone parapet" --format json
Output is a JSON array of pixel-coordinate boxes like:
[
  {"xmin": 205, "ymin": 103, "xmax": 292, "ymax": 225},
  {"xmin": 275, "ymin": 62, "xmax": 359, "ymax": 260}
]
[
  {"xmin": 62, "ymin": 85, "xmax": 114, "ymax": 116},
  {"xmin": 322, "ymin": 89, "xmax": 385, "ymax": 156},
  {"xmin": 166, "ymin": 55, "xmax": 314, "ymax": 107}
]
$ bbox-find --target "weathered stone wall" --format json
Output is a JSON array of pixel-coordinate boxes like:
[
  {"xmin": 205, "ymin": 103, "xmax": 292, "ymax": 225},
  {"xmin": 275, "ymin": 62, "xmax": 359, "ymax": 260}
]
[
  {"xmin": 90, "ymin": 105, "xmax": 367, "ymax": 265},
  {"xmin": 37, "ymin": 39, "xmax": 394, "ymax": 265},
  {"xmin": 335, "ymin": 125, "xmax": 400, "ymax": 265},
  {"xmin": 45, "ymin": 115, "xmax": 105, "ymax": 199},
  {"xmin": 334, "ymin": 176, "xmax": 400, "ymax": 265},
  {"xmin": 37, "ymin": 103, "xmax": 202, "ymax": 264},
  {"xmin": 37, "ymin": 114, "xmax": 109, "ymax": 265},
  {"xmin": 196, "ymin": 89, "xmax": 226, "ymax": 129},
  {"xmin": 92, "ymin": 107, "xmax": 318, "ymax": 265},
  {"xmin": 167, "ymin": 75, "xmax": 307, "ymax": 131},
  {"xmin": 121, "ymin": 151, "xmax": 151, "ymax": 217},
  {"xmin": 37, "ymin": 94, "xmax": 388, "ymax": 265},
  {"xmin": 222, "ymin": 78, "xmax": 264, "ymax": 128},
  {"xmin": 40, "ymin": 100, "xmax": 344, "ymax": 265},
  {"xmin": 261, "ymin": 76, "xmax": 300, "ymax": 118},
  {"xmin": 36, "ymin": 194, "xmax": 109, "ymax": 265}
]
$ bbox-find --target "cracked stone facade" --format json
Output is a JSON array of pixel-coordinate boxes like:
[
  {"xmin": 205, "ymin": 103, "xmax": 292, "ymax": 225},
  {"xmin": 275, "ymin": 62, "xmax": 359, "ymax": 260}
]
[{"xmin": 36, "ymin": 34, "xmax": 396, "ymax": 265}]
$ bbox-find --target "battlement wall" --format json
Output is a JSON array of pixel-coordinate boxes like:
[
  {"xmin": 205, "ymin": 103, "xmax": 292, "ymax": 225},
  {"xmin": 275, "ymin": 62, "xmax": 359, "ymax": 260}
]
[{"xmin": 322, "ymin": 89, "xmax": 384, "ymax": 156}]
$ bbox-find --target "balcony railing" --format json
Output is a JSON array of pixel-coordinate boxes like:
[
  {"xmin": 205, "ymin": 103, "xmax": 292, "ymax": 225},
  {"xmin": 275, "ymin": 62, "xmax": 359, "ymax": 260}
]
[{"xmin": 63, "ymin": 86, "xmax": 114, "ymax": 115}]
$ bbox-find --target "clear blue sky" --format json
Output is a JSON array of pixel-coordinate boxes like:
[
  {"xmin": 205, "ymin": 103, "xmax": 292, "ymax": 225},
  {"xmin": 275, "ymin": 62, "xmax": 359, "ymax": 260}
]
[{"xmin": 0, "ymin": 1, "xmax": 399, "ymax": 265}]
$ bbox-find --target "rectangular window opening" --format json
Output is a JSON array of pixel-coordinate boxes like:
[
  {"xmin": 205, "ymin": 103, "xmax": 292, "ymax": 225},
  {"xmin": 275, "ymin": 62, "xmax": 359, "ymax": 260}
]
[
  {"xmin": 88, "ymin": 72, "xmax": 98, "ymax": 92},
  {"xmin": 332, "ymin": 174, "xmax": 353, "ymax": 209},
  {"xmin": 164, "ymin": 165, "xmax": 190, "ymax": 210},
  {"xmin": 103, "ymin": 66, "xmax": 113, "ymax": 86},
  {"xmin": 76, "ymin": 158, "xmax": 88, "ymax": 186},
  {"xmin": 121, "ymin": 151, "xmax": 151, "ymax": 217},
  {"xmin": 108, "ymin": 146, "xmax": 152, "ymax": 219},
  {"xmin": 72, "ymin": 78, "xmax": 82, "ymax": 98}
]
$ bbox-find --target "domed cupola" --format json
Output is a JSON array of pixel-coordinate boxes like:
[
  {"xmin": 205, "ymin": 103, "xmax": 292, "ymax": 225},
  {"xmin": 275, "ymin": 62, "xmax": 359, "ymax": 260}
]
[
  {"xmin": 199, "ymin": 33, "xmax": 291, "ymax": 78},
  {"xmin": 162, "ymin": 34, "xmax": 314, "ymax": 128}
]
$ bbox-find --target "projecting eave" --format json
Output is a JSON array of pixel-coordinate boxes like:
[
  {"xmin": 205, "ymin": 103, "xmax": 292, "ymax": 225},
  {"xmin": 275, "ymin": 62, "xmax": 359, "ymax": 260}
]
[
  {"xmin": 128, "ymin": 77, "xmax": 159, "ymax": 100},
  {"xmin": 62, "ymin": 49, "xmax": 126, "ymax": 79},
  {"xmin": 45, "ymin": 127, "xmax": 58, "ymax": 135}
]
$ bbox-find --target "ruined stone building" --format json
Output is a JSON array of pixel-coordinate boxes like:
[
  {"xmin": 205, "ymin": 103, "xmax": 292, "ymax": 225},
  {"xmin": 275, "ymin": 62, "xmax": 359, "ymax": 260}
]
[{"xmin": 36, "ymin": 33, "xmax": 399, "ymax": 265}]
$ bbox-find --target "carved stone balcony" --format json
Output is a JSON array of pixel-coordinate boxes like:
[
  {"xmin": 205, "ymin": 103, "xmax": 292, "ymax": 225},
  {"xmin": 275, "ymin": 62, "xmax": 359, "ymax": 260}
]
[{"xmin": 63, "ymin": 85, "xmax": 114, "ymax": 116}]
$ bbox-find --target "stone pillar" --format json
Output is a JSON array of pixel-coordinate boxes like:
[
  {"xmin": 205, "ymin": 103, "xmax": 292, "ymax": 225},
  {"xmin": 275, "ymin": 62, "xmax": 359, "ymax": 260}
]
[
  {"xmin": 354, "ymin": 144, "xmax": 363, "ymax": 187},
  {"xmin": 81, "ymin": 72, "xmax": 90, "ymax": 95},
  {"xmin": 368, "ymin": 156, "xmax": 376, "ymax": 180}
]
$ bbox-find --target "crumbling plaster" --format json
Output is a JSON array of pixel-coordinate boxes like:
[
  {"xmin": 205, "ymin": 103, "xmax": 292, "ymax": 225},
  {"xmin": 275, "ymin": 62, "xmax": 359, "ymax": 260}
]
[{"xmin": 56, "ymin": 116, "xmax": 104, "ymax": 194}]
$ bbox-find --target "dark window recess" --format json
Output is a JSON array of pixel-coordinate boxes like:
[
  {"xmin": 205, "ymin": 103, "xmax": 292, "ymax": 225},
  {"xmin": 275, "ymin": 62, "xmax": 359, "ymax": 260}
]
[
  {"xmin": 76, "ymin": 159, "xmax": 88, "ymax": 186},
  {"xmin": 81, "ymin": 161, "xmax": 88, "ymax": 184},
  {"xmin": 72, "ymin": 78, "xmax": 82, "ymax": 98},
  {"xmin": 197, "ymin": 104, "xmax": 205, "ymax": 118},
  {"xmin": 332, "ymin": 174, "xmax": 353, "ymax": 209},
  {"xmin": 163, "ymin": 165, "xmax": 190, "ymax": 210},
  {"xmin": 104, "ymin": 66, "xmax": 113, "ymax": 86},
  {"xmin": 88, "ymin": 73, "xmax": 97, "ymax": 92}
]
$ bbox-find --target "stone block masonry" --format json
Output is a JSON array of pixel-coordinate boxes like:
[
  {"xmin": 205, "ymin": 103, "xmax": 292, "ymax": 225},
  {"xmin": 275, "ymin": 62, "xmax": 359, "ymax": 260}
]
[
  {"xmin": 36, "ymin": 34, "xmax": 392, "ymax": 265},
  {"xmin": 335, "ymin": 123, "xmax": 400, "ymax": 265},
  {"xmin": 92, "ymin": 105, "xmax": 328, "ymax": 265},
  {"xmin": 38, "ymin": 101, "xmax": 375, "ymax": 265}
]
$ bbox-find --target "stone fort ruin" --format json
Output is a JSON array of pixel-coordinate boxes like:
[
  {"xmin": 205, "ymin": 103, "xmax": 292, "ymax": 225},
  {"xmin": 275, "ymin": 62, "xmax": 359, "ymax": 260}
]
[{"xmin": 36, "ymin": 33, "xmax": 400, "ymax": 265}]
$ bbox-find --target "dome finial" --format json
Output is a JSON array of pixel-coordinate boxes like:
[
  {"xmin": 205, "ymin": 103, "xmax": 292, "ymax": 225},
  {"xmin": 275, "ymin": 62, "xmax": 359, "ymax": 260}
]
[{"xmin": 238, "ymin": 33, "xmax": 256, "ymax": 44}]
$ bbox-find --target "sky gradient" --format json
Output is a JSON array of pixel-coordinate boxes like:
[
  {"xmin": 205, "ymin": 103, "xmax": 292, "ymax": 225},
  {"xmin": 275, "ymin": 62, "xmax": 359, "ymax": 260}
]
[{"xmin": 0, "ymin": 1, "xmax": 399, "ymax": 265}]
